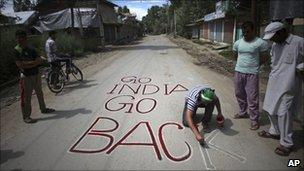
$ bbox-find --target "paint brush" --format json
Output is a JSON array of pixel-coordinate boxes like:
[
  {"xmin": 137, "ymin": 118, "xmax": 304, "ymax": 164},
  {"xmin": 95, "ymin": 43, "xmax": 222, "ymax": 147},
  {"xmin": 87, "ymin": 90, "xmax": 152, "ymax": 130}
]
[{"xmin": 199, "ymin": 139, "xmax": 206, "ymax": 147}]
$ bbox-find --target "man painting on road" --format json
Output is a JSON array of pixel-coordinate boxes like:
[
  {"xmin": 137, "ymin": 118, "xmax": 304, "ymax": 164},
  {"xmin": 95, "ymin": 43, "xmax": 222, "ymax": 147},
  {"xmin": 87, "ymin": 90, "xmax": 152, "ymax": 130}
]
[
  {"xmin": 182, "ymin": 85, "xmax": 224, "ymax": 144},
  {"xmin": 258, "ymin": 22, "xmax": 304, "ymax": 156},
  {"xmin": 14, "ymin": 30, "xmax": 55, "ymax": 124},
  {"xmin": 233, "ymin": 21, "xmax": 269, "ymax": 130}
]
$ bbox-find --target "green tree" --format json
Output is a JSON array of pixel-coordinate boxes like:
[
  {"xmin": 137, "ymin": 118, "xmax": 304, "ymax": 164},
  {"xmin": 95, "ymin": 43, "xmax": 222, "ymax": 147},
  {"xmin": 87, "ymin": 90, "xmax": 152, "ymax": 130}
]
[
  {"xmin": 169, "ymin": 0, "xmax": 214, "ymax": 37},
  {"xmin": 122, "ymin": 5, "xmax": 130, "ymax": 13},
  {"xmin": 142, "ymin": 5, "xmax": 168, "ymax": 35},
  {"xmin": 118, "ymin": 5, "xmax": 130, "ymax": 14},
  {"xmin": 117, "ymin": 6, "xmax": 123, "ymax": 13}
]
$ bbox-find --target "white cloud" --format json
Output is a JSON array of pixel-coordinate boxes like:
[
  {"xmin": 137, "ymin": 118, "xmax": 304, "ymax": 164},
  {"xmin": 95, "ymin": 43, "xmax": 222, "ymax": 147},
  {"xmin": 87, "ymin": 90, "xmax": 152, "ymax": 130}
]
[{"xmin": 129, "ymin": 7, "xmax": 147, "ymax": 20}]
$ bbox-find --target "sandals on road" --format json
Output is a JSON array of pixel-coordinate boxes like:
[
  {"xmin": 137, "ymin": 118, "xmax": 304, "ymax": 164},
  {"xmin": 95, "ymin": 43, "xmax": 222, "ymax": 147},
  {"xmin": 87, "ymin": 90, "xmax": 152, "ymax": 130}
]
[
  {"xmin": 275, "ymin": 144, "xmax": 292, "ymax": 156},
  {"xmin": 234, "ymin": 113, "xmax": 249, "ymax": 119},
  {"xmin": 202, "ymin": 123, "xmax": 211, "ymax": 133},
  {"xmin": 41, "ymin": 108, "xmax": 55, "ymax": 114},
  {"xmin": 250, "ymin": 123, "xmax": 260, "ymax": 130},
  {"xmin": 258, "ymin": 130, "xmax": 280, "ymax": 140}
]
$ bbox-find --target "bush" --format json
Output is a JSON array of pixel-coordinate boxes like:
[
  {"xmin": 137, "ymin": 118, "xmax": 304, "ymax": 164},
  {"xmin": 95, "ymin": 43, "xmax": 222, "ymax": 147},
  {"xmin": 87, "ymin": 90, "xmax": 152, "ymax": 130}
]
[
  {"xmin": 82, "ymin": 37, "xmax": 100, "ymax": 53},
  {"xmin": 219, "ymin": 50, "xmax": 235, "ymax": 61},
  {"xmin": 28, "ymin": 33, "xmax": 48, "ymax": 56},
  {"xmin": 0, "ymin": 26, "xmax": 19, "ymax": 85},
  {"xmin": 0, "ymin": 28, "xmax": 99, "ymax": 85},
  {"xmin": 56, "ymin": 32, "xmax": 84, "ymax": 56}
]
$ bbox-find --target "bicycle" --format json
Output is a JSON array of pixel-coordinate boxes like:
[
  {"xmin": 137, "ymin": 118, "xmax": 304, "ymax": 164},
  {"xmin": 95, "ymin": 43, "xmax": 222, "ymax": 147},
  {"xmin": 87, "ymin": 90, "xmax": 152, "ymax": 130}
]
[{"xmin": 46, "ymin": 56, "xmax": 83, "ymax": 93}]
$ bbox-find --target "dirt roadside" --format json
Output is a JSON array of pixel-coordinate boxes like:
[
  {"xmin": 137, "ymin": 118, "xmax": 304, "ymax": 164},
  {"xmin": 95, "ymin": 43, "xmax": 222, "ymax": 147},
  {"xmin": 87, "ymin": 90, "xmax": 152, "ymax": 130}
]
[
  {"xmin": 167, "ymin": 34, "xmax": 304, "ymax": 127},
  {"xmin": 0, "ymin": 41, "xmax": 141, "ymax": 110},
  {"xmin": 167, "ymin": 35, "xmax": 270, "ymax": 101}
]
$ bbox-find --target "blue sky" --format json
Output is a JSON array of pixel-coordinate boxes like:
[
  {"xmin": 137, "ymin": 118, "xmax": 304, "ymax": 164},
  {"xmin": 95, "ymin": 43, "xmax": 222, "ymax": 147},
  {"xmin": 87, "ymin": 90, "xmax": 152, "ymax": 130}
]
[
  {"xmin": 110, "ymin": 0, "xmax": 168, "ymax": 20},
  {"xmin": 1, "ymin": 0, "xmax": 168, "ymax": 20}
]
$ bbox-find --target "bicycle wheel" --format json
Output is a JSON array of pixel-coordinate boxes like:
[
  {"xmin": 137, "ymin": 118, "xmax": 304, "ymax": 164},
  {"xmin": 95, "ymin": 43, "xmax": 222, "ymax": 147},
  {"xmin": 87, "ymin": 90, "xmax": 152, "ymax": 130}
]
[
  {"xmin": 71, "ymin": 64, "xmax": 83, "ymax": 81},
  {"xmin": 46, "ymin": 70, "xmax": 65, "ymax": 93}
]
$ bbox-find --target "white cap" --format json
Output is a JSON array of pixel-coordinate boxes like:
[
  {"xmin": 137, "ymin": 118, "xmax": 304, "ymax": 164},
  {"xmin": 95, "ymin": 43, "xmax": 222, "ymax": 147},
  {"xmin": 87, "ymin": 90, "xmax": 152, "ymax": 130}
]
[{"xmin": 263, "ymin": 22, "xmax": 284, "ymax": 40}]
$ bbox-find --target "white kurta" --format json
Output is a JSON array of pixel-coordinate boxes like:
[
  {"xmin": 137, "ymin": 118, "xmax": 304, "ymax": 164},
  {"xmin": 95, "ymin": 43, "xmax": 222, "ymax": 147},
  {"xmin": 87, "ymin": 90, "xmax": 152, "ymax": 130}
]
[{"xmin": 263, "ymin": 34, "xmax": 304, "ymax": 119}]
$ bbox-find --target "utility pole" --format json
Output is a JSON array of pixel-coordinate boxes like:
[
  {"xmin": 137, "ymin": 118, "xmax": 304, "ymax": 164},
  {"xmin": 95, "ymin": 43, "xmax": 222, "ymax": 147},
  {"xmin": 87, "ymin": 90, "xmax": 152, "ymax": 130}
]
[
  {"xmin": 96, "ymin": 0, "xmax": 105, "ymax": 49},
  {"xmin": 166, "ymin": 2, "xmax": 169, "ymax": 34},
  {"xmin": 76, "ymin": 8, "xmax": 84, "ymax": 37},
  {"xmin": 71, "ymin": 8, "xmax": 75, "ymax": 29},
  {"xmin": 76, "ymin": 0, "xmax": 83, "ymax": 37},
  {"xmin": 251, "ymin": 0, "xmax": 258, "ymax": 35},
  {"xmin": 174, "ymin": 9, "xmax": 176, "ymax": 38}
]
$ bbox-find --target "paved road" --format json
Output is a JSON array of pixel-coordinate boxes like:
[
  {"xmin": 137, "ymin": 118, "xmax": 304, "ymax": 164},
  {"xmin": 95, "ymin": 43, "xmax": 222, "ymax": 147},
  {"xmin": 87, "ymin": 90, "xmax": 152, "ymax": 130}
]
[{"xmin": 1, "ymin": 35, "xmax": 303, "ymax": 170}]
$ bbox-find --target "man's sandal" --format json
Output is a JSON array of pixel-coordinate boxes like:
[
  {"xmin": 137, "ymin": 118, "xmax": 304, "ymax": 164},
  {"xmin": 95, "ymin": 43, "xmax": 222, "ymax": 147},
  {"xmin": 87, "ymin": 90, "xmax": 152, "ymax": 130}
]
[
  {"xmin": 250, "ymin": 123, "xmax": 260, "ymax": 130},
  {"xmin": 275, "ymin": 145, "xmax": 292, "ymax": 156},
  {"xmin": 41, "ymin": 108, "xmax": 55, "ymax": 114},
  {"xmin": 234, "ymin": 113, "xmax": 249, "ymax": 119},
  {"xmin": 202, "ymin": 123, "xmax": 211, "ymax": 133},
  {"xmin": 258, "ymin": 130, "xmax": 280, "ymax": 140}
]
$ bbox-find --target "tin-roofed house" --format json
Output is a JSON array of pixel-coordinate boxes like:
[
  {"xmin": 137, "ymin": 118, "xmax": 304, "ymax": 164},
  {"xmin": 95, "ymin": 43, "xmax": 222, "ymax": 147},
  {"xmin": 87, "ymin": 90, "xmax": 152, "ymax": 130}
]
[{"xmin": 34, "ymin": 0, "xmax": 120, "ymax": 44}]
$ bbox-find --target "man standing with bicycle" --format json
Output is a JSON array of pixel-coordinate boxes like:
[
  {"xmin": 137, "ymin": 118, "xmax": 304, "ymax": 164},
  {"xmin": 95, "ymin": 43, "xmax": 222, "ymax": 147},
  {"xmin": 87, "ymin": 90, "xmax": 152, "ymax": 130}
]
[
  {"xmin": 45, "ymin": 31, "xmax": 72, "ymax": 74},
  {"xmin": 14, "ymin": 30, "xmax": 55, "ymax": 124}
]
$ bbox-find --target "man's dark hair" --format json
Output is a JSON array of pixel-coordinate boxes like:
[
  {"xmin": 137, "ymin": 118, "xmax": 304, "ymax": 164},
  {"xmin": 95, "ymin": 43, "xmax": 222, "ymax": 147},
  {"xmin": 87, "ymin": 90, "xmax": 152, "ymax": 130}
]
[
  {"xmin": 49, "ymin": 30, "xmax": 57, "ymax": 37},
  {"xmin": 242, "ymin": 21, "xmax": 255, "ymax": 30},
  {"xmin": 15, "ymin": 30, "xmax": 27, "ymax": 38}
]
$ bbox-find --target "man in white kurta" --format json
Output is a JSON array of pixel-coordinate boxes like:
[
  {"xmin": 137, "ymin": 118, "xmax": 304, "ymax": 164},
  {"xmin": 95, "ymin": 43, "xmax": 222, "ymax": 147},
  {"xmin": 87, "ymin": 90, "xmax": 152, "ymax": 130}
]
[{"xmin": 261, "ymin": 22, "xmax": 303, "ymax": 156}]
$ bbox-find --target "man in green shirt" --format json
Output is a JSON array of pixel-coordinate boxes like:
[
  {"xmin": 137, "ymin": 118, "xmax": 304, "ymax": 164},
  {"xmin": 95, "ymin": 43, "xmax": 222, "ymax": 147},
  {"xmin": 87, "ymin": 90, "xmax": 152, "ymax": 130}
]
[{"xmin": 14, "ymin": 30, "xmax": 55, "ymax": 123}]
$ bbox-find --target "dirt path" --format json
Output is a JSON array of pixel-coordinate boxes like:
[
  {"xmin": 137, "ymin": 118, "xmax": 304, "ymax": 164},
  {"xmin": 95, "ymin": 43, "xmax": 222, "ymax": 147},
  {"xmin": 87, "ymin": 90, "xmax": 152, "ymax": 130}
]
[{"xmin": 1, "ymin": 35, "xmax": 303, "ymax": 170}]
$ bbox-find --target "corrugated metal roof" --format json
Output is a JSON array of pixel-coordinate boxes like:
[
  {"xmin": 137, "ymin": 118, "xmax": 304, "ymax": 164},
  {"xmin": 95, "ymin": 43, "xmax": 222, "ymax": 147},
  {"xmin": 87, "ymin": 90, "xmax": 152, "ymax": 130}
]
[{"xmin": 2, "ymin": 11, "xmax": 36, "ymax": 24}]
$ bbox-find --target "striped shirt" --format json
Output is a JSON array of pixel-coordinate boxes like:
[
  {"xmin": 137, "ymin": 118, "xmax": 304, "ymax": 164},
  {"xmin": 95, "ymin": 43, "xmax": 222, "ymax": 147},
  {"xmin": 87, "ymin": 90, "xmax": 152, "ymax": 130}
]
[{"xmin": 186, "ymin": 85, "xmax": 211, "ymax": 111}]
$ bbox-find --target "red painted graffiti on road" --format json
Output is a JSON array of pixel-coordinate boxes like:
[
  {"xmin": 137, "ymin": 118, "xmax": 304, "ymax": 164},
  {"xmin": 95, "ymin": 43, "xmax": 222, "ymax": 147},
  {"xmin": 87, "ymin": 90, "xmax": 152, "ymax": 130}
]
[
  {"xmin": 105, "ymin": 76, "xmax": 188, "ymax": 114},
  {"xmin": 70, "ymin": 76, "xmax": 191, "ymax": 162},
  {"xmin": 69, "ymin": 116, "xmax": 192, "ymax": 162}
]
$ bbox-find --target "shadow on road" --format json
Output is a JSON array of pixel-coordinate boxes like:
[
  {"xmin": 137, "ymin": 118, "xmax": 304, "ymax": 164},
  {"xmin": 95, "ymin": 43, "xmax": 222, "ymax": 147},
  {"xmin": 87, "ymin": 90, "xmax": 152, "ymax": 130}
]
[
  {"xmin": 36, "ymin": 108, "xmax": 92, "ymax": 121},
  {"xmin": 0, "ymin": 149, "xmax": 24, "ymax": 164},
  {"xmin": 194, "ymin": 113, "xmax": 239, "ymax": 136},
  {"xmin": 56, "ymin": 80, "xmax": 98, "ymax": 95},
  {"xmin": 259, "ymin": 112, "xmax": 271, "ymax": 126},
  {"xmin": 291, "ymin": 129, "xmax": 304, "ymax": 153},
  {"xmin": 258, "ymin": 112, "xmax": 304, "ymax": 153},
  {"xmin": 110, "ymin": 45, "xmax": 180, "ymax": 51}
]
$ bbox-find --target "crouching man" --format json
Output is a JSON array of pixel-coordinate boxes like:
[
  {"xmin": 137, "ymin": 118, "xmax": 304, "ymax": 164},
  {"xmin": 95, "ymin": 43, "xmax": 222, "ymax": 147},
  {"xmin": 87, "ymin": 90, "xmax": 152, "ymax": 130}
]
[{"xmin": 182, "ymin": 85, "xmax": 224, "ymax": 144}]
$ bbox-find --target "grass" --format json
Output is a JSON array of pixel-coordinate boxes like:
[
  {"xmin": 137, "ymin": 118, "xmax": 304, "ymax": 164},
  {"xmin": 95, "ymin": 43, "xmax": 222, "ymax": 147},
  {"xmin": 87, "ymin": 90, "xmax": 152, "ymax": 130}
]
[
  {"xmin": 192, "ymin": 39, "xmax": 214, "ymax": 46},
  {"xmin": 219, "ymin": 50, "xmax": 236, "ymax": 61},
  {"xmin": 0, "ymin": 28, "xmax": 100, "ymax": 85}
]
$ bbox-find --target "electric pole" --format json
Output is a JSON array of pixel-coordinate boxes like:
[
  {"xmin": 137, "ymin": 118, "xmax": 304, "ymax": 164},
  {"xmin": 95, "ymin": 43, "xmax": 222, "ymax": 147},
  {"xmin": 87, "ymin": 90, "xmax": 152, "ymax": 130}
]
[{"xmin": 96, "ymin": 0, "xmax": 105, "ymax": 49}]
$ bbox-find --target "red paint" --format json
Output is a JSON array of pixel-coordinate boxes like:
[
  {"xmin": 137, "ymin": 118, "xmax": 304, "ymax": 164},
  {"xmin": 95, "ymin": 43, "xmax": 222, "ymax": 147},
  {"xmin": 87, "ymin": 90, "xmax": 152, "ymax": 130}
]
[
  {"xmin": 159, "ymin": 122, "xmax": 191, "ymax": 162},
  {"xmin": 69, "ymin": 117, "xmax": 119, "ymax": 153},
  {"xmin": 107, "ymin": 84, "xmax": 120, "ymax": 94},
  {"xmin": 167, "ymin": 84, "xmax": 188, "ymax": 95},
  {"xmin": 120, "ymin": 76, "xmax": 152, "ymax": 84},
  {"xmin": 121, "ymin": 76, "xmax": 137, "ymax": 84},
  {"xmin": 164, "ymin": 84, "xmax": 169, "ymax": 95},
  {"xmin": 118, "ymin": 84, "xmax": 141, "ymax": 94},
  {"xmin": 105, "ymin": 95, "xmax": 157, "ymax": 114},
  {"xmin": 106, "ymin": 121, "xmax": 162, "ymax": 160},
  {"xmin": 136, "ymin": 98, "xmax": 157, "ymax": 114},
  {"xmin": 138, "ymin": 77, "xmax": 152, "ymax": 84},
  {"xmin": 142, "ymin": 84, "xmax": 160, "ymax": 95},
  {"xmin": 105, "ymin": 95, "xmax": 135, "ymax": 113},
  {"xmin": 70, "ymin": 116, "xmax": 192, "ymax": 162}
]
